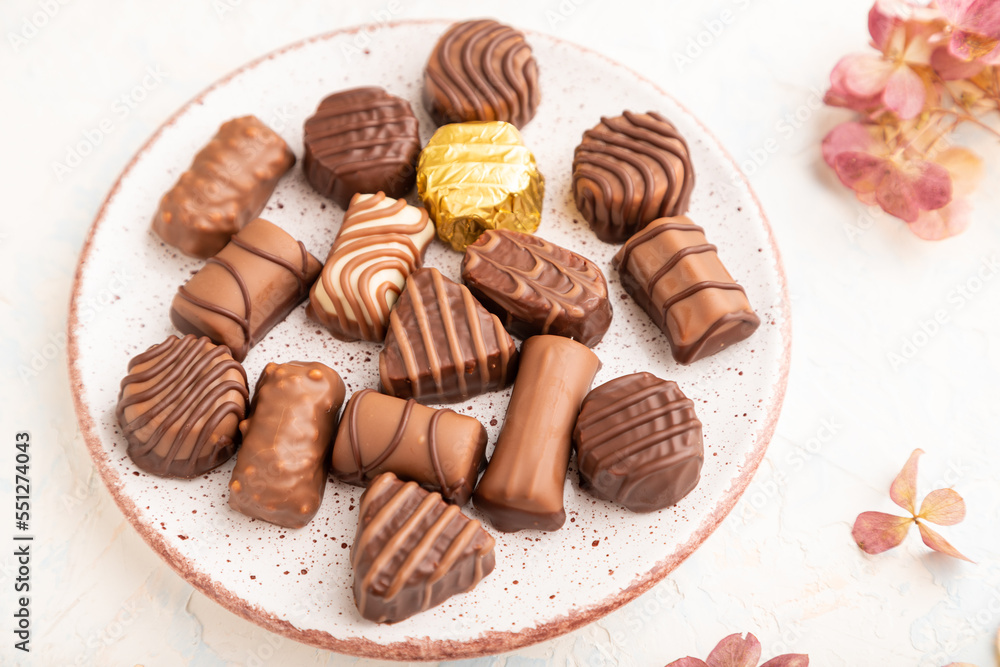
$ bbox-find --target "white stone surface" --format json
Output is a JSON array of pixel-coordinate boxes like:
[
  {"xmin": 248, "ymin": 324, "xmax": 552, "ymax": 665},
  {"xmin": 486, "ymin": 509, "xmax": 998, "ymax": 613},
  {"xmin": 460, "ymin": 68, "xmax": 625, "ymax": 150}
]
[{"xmin": 0, "ymin": 0, "xmax": 998, "ymax": 665}]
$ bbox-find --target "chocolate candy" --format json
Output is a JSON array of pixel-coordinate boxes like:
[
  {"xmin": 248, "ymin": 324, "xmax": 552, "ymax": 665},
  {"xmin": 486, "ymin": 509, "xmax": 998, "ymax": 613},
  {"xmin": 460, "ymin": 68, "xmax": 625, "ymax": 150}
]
[
  {"xmin": 613, "ymin": 216, "xmax": 759, "ymax": 364},
  {"xmin": 573, "ymin": 373, "xmax": 703, "ymax": 512},
  {"xmin": 307, "ymin": 192, "xmax": 435, "ymax": 342},
  {"xmin": 572, "ymin": 111, "xmax": 695, "ymax": 244},
  {"xmin": 417, "ymin": 121, "xmax": 544, "ymax": 251},
  {"xmin": 331, "ymin": 389, "xmax": 487, "ymax": 506},
  {"xmin": 303, "ymin": 87, "xmax": 421, "ymax": 208},
  {"xmin": 152, "ymin": 116, "xmax": 295, "ymax": 258},
  {"xmin": 116, "ymin": 334, "xmax": 249, "ymax": 478},
  {"xmin": 352, "ymin": 472, "xmax": 496, "ymax": 623},
  {"xmin": 461, "ymin": 230, "xmax": 613, "ymax": 347},
  {"xmin": 423, "ymin": 19, "xmax": 539, "ymax": 129},
  {"xmin": 171, "ymin": 218, "xmax": 322, "ymax": 362},
  {"xmin": 473, "ymin": 335, "xmax": 600, "ymax": 532},
  {"xmin": 380, "ymin": 267, "xmax": 518, "ymax": 404},
  {"xmin": 228, "ymin": 361, "xmax": 346, "ymax": 529}
]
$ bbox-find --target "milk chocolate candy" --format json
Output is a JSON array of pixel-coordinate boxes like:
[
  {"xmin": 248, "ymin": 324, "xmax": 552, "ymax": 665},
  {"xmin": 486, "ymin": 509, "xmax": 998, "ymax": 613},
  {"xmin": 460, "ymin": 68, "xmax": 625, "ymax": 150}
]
[
  {"xmin": 228, "ymin": 362, "xmax": 346, "ymax": 528},
  {"xmin": 461, "ymin": 230, "xmax": 613, "ymax": 347},
  {"xmin": 116, "ymin": 334, "xmax": 249, "ymax": 478},
  {"xmin": 171, "ymin": 218, "xmax": 322, "ymax": 362},
  {"xmin": 573, "ymin": 111, "xmax": 694, "ymax": 244},
  {"xmin": 332, "ymin": 389, "xmax": 487, "ymax": 506},
  {"xmin": 352, "ymin": 472, "xmax": 496, "ymax": 623},
  {"xmin": 613, "ymin": 216, "xmax": 759, "ymax": 364},
  {"xmin": 307, "ymin": 192, "xmax": 435, "ymax": 342},
  {"xmin": 423, "ymin": 19, "xmax": 539, "ymax": 128},
  {"xmin": 303, "ymin": 87, "xmax": 421, "ymax": 208},
  {"xmin": 152, "ymin": 116, "xmax": 295, "ymax": 258},
  {"xmin": 473, "ymin": 335, "xmax": 600, "ymax": 532},
  {"xmin": 573, "ymin": 373, "xmax": 703, "ymax": 512},
  {"xmin": 379, "ymin": 267, "xmax": 518, "ymax": 404}
]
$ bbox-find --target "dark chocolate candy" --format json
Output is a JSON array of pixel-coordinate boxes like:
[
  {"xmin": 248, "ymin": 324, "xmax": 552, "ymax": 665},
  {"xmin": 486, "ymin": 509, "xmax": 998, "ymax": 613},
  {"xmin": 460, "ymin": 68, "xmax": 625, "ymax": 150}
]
[
  {"xmin": 152, "ymin": 116, "xmax": 295, "ymax": 258},
  {"xmin": 116, "ymin": 334, "xmax": 249, "ymax": 478},
  {"xmin": 573, "ymin": 372, "xmax": 703, "ymax": 512},
  {"xmin": 331, "ymin": 389, "xmax": 488, "ymax": 506},
  {"xmin": 170, "ymin": 218, "xmax": 322, "ymax": 362},
  {"xmin": 572, "ymin": 111, "xmax": 695, "ymax": 243},
  {"xmin": 228, "ymin": 361, "xmax": 346, "ymax": 528},
  {"xmin": 423, "ymin": 19, "xmax": 539, "ymax": 128},
  {"xmin": 352, "ymin": 472, "xmax": 496, "ymax": 623},
  {"xmin": 473, "ymin": 335, "xmax": 600, "ymax": 532},
  {"xmin": 303, "ymin": 87, "xmax": 422, "ymax": 208},
  {"xmin": 612, "ymin": 216, "xmax": 759, "ymax": 364},
  {"xmin": 461, "ymin": 229, "xmax": 613, "ymax": 347},
  {"xmin": 379, "ymin": 267, "xmax": 518, "ymax": 404}
]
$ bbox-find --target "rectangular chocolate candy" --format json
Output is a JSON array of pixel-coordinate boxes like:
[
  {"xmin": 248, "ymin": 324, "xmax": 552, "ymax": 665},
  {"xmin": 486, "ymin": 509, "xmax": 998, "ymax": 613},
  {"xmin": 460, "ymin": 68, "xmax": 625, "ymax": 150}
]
[
  {"xmin": 152, "ymin": 116, "xmax": 295, "ymax": 258},
  {"xmin": 612, "ymin": 216, "xmax": 759, "ymax": 364},
  {"xmin": 228, "ymin": 361, "xmax": 346, "ymax": 528},
  {"xmin": 473, "ymin": 335, "xmax": 600, "ymax": 532},
  {"xmin": 170, "ymin": 218, "xmax": 322, "ymax": 362},
  {"xmin": 331, "ymin": 389, "xmax": 487, "ymax": 506}
]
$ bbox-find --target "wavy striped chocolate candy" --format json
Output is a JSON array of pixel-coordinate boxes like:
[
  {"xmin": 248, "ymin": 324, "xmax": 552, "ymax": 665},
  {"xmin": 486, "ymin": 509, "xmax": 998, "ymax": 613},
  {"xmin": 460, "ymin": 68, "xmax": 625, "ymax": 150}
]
[
  {"xmin": 423, "ymin": 19, "xmax": 539, "ymax": 128},
  {"xmin": 573, "ymin": 111, "xmax": 695, "ymax": 243},
  {"xmin": 116, "ymin": 334, "xmax": 249, "ymax": 478},
  {"xmin": 613, "ymin": 215, "xmax": 759, "ymax": 364},
  {"xmin": 380, "ymin": 267, "xmax": 518, "ymax": 404},
  {"xmin": 573, "ymin": 373, "xmax": 703, "ymax": 512},
  {"xmin": 303, "ymin": 87, "xmax": 421, "ymax": 208},
  {"xmin": 351, "ymin": 472, "xmax": 496, "ymax": 623},
  {"xmin": 307, "ymin": 192, "xmax": 435, "ymax": 342}
]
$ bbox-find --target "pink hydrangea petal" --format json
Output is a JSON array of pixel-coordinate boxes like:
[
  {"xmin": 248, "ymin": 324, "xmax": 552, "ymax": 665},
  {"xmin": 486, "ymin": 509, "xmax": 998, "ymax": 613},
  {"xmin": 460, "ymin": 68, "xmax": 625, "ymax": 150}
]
[
  {"xmin": 937, "ymin": 0, "xmax": 974, "ymax": 24},
  {"xmin": 877, "ymin": 166, "xmax": 921, "ymax": 221},
  {"xmin": 821, "ymin": 122, "xmax": 877, "ymax": 166},
  {"xmin": 906, "ymin": 160, "xmax": 953, "ymax": 211},
  {"xmin": 852, "ymin": 512, "xmax": 913, "ymax": 554},
  {"xmin": 950, "ymin": 29, "xmax": 1000, "ymax": 60},
  {"xmin": 960, "ymin": 0, "xmax": 1000, "ymax": 39},
  {"xmin": 935, "ymin": 148, "xmax": 982, "ymax": 197},
  {"xmin": 883, "ymin": 65, "xmax": 927, "ymax": 118},
  {"xmin": 909, "ymin": 201, "xmax": 971, "ymax": 240},
  {"xmin": 839, "ymin": 53, "xmax": 896, "ymax": 97},
  {"xmin": 760, "ymin": 655, "xmax": 810, "ymax": 667},
  {"xmin": 666, "ymin": 659, "xmax": 710, "ymax": 667},
  {"xmin": 890, "ymin": 449, "xmax": 923, "ymax": 513},
  {"xmin": 707, "ymin": 633, "xmax": 762, "ymax": 667},
  {"xmin": 826, "ymin": 57, "xmax": 885, "ymax": 112},
  {"xmin": 869, "ymin": 0, "xmax": 905, "ymax": 51},
  {"xmin": 918, "ymin": 488, "xmax": 967, "ymax": 526},
  {"xmin": 916, "ymin": 521, "xmax": 974, "ymax": 562},
  {"xmin": 834, "ymin": 152, "xmax": 889, "ymax": 195},
  {"xmin": 930, "ymin": 45, "xmax": 986, "ymax": 79}
]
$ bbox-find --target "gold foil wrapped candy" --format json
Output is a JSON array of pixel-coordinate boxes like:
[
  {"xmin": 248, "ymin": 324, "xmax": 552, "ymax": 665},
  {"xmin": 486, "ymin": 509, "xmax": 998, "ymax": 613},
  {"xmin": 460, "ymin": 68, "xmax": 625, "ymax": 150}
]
[{"xmin": 417, "ymin": 121, "xmax": 544, "ymax": 251}]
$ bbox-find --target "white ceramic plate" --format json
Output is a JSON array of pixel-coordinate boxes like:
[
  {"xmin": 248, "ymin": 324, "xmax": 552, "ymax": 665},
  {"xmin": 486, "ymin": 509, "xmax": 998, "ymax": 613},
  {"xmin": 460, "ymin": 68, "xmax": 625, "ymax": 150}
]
[{"xmin": 68, "ymin": 20, "xmax": 790, "ymax": 660}]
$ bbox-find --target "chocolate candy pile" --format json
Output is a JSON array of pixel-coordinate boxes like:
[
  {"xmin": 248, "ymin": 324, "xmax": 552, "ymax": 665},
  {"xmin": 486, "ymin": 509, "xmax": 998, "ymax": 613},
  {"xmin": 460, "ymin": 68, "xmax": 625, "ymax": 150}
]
[{"xmin": 119, "ymin": 18, "xmax": 760, "ymax": 624}]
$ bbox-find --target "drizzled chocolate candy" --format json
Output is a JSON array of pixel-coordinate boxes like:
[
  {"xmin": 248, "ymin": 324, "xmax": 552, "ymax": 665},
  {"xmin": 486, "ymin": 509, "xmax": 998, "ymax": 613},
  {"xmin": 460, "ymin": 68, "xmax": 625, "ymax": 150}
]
[
  {"xmin": 228, "ymin": 361, "xmax": 346, "ymax": 529},
  {"xmin": 152, "ymin": 116, "xmax": 295, "ymax": 258},
  {"xmin": 170, "ymin": 218, "xmax": 322, "ymax": 362},
  {"xmin": 613, "ymin": 216, "xmax": 759, "ymax": 364},
  {"xmin": 423, "ymin": 19, "xmax": 539, "ymax": 128},
  {"xmin": 307, "ymin": 192, "xmax": 435, "ymax": 342},
  {"xmin": 461, "ymin": 229, "xmax": 613, "ymax": 347},
  {"xmin": 116, "ymin": 334, "xmax": 249, "ymax": 478},
  {"xmin": 331, "ymin": 389, "xmax": 487, "ymax": 506},
  {"xmin": 573, "ymin": 111, "xmax": 694, "ymax": 244},
  {"xmin": 473, "ymin": 335, "xmax": 600, "ymax": 532},
  {"xmin": 573, "ymin": 373, "xmax": 703, "ymax": 512},
  {"xmin": 351, "ymin": 472, "xmax": 496, "ymax": 623},
  {"xmin": 379, "ymin": 267, "xmax": 518, "ymax": 404},
  {"xmin": 303, "ymin": 87, "xmax": 421, "ymax": 208}
]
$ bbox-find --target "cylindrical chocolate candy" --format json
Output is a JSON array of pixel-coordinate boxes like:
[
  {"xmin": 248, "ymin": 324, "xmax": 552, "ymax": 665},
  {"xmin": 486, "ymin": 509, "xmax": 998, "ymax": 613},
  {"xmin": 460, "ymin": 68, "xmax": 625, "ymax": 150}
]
[
  {"xmin": 473, "ymin": 335, "xmax": 601, "ymax": 532},
  {"xmin": 228, "ymin": 361, "xmax": 346, "ymax": 529},
  {"xmin": 331, "ymin": 389, "xmax": 488, "ymax": 506}
]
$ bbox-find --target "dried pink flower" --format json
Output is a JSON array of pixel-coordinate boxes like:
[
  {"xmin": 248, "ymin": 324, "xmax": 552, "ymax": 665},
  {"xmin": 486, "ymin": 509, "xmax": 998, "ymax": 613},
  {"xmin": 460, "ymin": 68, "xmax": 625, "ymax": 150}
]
[{"xmin": 665, "ymin": 633, "xmax": 809, "ymax": 667}]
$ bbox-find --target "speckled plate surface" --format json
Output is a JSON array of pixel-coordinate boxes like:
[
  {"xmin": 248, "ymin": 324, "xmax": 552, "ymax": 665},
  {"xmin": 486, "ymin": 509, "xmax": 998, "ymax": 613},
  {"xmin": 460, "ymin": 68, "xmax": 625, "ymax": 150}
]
[{"xmin": 67, "ymin": 20, "xmax": 790, "ymax": 661}]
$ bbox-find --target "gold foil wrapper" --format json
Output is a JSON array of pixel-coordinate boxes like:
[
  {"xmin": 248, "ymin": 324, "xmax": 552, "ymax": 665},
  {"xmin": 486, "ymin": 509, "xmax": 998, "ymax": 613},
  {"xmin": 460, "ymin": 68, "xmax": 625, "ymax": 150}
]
[{"xmin": 417, "ymin": 121, "xmax": 545, "ymax": 251}]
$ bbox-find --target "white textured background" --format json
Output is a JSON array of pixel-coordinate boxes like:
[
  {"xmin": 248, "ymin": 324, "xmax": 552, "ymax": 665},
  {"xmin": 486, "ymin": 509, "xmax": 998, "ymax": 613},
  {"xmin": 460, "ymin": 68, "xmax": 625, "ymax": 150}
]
[{"xmin": 1, "ymin": 1, "xmax": 999, "ymax": 665}]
